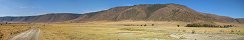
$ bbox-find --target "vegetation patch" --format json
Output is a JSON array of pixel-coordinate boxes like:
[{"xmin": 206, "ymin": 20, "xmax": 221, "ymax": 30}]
[
  {"xmin": 120, "ymin": 28, "xmax": 146, "ymax": 31},
  {"xmin": 123, "ymin": 24, "xmax": 154, "ymax": 26},
  {"xmin": 0, "ymin": 23, "xmax": 31, "ymax": 40},
  {"xmin": 185, "ymin": 23, "xmax": 236, "ymax": 28}
]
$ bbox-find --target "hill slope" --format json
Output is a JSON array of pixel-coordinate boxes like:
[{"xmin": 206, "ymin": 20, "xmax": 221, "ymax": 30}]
[
  {"xmin": 236, "ymin": 18, "xmax": 244, "ymax": 24},
  {"xmin": 0, "ymin": 13, "xmax": 81, "ymax": 23},
  {"xmin": 72, "ymin": 4, "xmax": 238, "ymax": 23}
]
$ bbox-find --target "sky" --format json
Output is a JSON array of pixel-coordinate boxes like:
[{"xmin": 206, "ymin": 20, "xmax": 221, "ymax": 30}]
[{"xmin": 0, "ymin": 0, "xmax": 243, "ymax": 18}]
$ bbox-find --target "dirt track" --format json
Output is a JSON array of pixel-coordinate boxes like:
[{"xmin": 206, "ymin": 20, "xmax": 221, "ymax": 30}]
[{"xmin": 10, "ymin": 28, "xmax": 40, "ymax": 40}]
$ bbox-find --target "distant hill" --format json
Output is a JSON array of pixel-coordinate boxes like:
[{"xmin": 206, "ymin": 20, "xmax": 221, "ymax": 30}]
[
  {"xmin": 236, "ymin": 18, "xmax": 244, "ymax": 24},
  {"xmin": 71, "ymin": 4, "xmax": 239, "ymax": 23},
  {"xmin": 0, "ymin": 4, "xmax": 242, "ymax": 23},
  {"xmin": 0, "ymin": 13, "xmax": 81, "ymax": 23}
]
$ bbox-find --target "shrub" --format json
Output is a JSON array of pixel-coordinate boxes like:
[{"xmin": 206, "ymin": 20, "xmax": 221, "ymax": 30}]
[
  {"xmin": 185, "ymin": 23, "xmax": 235, "ymax": 28},
  {"xmin": 120, "ymin": 28, "xmax": 146, "ymax": 31},
  {"xmin": 0, "ymin": 32, "xmax": 3, "ymax": 40},
  {"xmin": 144, "ymin": 24, "xmax": 147, "ymax": 26}
]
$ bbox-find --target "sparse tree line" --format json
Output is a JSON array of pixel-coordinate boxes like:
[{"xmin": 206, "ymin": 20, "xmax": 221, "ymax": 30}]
[
  {"xmin": 123, "ymin": 24, "xmax": 155, "ymax": 26},
  {"xmin": 0, "ymin": 22, "xmax": 30, "ymax": 26},
  {"xmin": 178, "ymin": 29, "xmax": 241, "ymax": 34},
  {"xmin": 0, "ymin": 22, "xmax": 10, "ymax": 25},
  {"xmin": 185, "ymin": 23, "xmax": 236, "ymax": 28}
]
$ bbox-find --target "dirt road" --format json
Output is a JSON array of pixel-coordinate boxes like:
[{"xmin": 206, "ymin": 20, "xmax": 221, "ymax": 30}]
[{"xmin": 10, "ymin": 28, "xmax": 40, "ymax": 40}]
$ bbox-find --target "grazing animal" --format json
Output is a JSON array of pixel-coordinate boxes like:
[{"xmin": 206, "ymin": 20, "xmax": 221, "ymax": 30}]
[
  {"xmin": 152, "ymin": 24, "xmax": 154, "ymax": 26},
  {"xmin": 191, "ymin": 30, "xmax": 195, "ymax": 34},
  {"xmin": 177, "ymin": 25, "xmax": 180, "ymax": 27}
]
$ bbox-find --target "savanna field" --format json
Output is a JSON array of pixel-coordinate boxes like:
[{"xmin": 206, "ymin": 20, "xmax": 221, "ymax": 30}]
[
  {"xmin": 1, "ymin": 21, "xmax": 243, "ymax": 40},
  {"xmin": 0, "ymin": 0, "xmax": 244, "ymax": 40}
]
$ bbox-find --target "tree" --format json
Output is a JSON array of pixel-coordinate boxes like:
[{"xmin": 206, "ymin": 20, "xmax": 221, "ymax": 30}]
[{"xmin": 144, "ymin": 24, "xmax": 147, "ymax": 26}]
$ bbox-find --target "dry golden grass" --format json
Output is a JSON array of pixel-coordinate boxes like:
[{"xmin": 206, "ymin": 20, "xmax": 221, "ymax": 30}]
[
  {"xmin": 39, "ymin": 21, "xmax": 182, "ymax": 40},
  {"xmin": 0, "ymin": 23, "xmax": 31, "ymax": 40},
  {"xmin": 1, "ymin": 21, "xmax": 244, "ymax": 40},
  {"xmin": 38, "ymin": 21, "xmax": 244, "ymax": 40}
]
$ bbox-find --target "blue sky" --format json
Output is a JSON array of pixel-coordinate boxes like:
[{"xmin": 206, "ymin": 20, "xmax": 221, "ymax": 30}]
[{"xmin": 0, "ymin": 0, "xmax": 243, "ymax": 18}]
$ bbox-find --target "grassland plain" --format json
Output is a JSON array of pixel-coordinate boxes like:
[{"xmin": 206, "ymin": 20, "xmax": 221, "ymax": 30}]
[
  {"xmin": 38, "ymin": 21, "xmax": 244, "ymax": 40},
  {"xmin": 0, "ymin": 21, "xmax": 243, "ymax": 40}
]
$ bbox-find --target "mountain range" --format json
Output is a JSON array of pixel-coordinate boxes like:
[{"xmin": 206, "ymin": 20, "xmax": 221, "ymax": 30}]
[{"xmin": 0, "ymin": 4, "xmax": 243, "ymax": 23}]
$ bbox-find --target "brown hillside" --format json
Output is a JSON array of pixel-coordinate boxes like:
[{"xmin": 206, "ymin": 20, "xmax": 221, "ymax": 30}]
[
  {"xmin": 236, "ymin": 18, "xmax": 244, "ymax": 23},
  {"xmin": 0, "ymin": 13, "xmax": 80, "ymax": 23},
  {"xmin": 72, "ymin": 4, "xmax": 239, "ymax": 23}
]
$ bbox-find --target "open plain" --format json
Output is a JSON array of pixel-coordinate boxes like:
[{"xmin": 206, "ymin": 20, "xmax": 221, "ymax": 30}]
[{"xmin": 15, "ymin": 21, "xmax": 243, "ymax": 40}]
